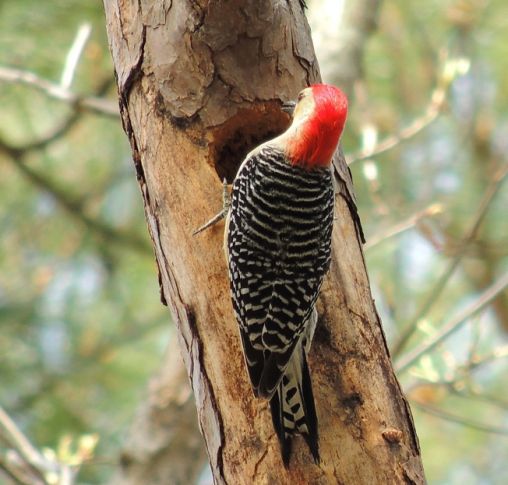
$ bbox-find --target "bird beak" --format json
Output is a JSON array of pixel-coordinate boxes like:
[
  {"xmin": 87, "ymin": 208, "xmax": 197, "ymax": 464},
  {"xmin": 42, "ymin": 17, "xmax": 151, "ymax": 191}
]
[{"xmin": 281, "ymin": 100, "xmax": 296, "ymax": 116}]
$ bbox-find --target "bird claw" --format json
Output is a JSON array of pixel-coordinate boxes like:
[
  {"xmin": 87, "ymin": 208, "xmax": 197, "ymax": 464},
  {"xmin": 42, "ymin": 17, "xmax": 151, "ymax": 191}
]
[
  {"xmin": 192, "ymin": 178, "xmax": 230, "ymax": 236},
  {"xmin": 192, "ymin": 209, "xmax": 227, "ymax": 236}
]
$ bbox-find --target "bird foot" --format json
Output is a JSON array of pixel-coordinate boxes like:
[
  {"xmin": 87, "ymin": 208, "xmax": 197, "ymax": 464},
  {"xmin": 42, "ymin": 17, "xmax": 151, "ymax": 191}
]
[{"xmin": 192, "ymin": 178, "xmax": 230, "ymax": 236}]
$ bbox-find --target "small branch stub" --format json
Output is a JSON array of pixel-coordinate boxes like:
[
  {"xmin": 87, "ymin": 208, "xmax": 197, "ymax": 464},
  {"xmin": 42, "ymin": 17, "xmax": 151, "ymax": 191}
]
[{"xmin": 382, "ymin": 428, "xmax": 403, "ymax": 444}]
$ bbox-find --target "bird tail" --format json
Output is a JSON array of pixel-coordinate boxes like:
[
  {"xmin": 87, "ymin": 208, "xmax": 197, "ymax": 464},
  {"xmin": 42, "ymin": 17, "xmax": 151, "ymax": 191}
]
[{"xmin": 269, "ymin": 341, "xmax": 319, "ymax": 467}]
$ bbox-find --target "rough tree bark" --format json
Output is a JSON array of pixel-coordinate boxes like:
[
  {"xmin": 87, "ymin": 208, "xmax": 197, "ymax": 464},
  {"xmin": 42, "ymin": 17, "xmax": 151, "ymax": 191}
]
[
  {"xmin": 103, "ymin": 1, "xmax": 426, "ymax": 483},
  {"xmin": 106, "ymin": 2, "xmax": 385, "ymax": 483}
]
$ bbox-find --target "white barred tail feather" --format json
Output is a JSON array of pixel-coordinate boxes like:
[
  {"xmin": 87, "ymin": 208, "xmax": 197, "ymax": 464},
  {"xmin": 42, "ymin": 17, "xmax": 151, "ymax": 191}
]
[{"xmin": 269, "ymin": 310, "xmax": 319, "ymax": 467}]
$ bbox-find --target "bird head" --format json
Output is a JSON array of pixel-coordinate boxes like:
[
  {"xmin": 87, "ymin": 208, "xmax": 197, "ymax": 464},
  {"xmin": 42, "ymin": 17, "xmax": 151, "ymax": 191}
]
[{"xmin": 281, "ymin": 84, "xmax": 348, "ymax": 169}]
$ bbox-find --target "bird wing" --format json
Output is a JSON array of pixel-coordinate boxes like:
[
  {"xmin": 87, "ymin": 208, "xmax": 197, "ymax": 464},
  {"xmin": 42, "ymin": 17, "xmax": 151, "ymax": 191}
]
[{"xmin": 227, "ymin": 147, "xmax": 333, "ymax": 398}]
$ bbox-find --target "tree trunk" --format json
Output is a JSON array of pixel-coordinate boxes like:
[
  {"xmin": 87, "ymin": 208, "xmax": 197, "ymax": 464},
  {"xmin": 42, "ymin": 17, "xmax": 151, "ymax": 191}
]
[{"xmin": 103, "ymin": 1, "xmax": 426, "ymax": 483}]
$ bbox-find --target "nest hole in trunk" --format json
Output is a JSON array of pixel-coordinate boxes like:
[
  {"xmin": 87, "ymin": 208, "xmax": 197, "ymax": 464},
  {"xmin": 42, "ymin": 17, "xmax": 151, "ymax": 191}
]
[{"xmin": 211, "ymin": 102, "xmax": 290, "ymax": 184}]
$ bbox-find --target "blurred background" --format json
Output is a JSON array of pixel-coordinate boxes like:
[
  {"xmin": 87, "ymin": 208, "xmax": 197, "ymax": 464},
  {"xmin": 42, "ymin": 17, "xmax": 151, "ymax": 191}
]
[{"xmin": 0, "ymin": 0, "xmax": 507, "ymax": 483}]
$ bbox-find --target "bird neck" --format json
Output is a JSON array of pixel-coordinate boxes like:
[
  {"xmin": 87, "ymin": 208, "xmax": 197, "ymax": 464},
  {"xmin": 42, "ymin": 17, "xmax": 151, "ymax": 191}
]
[{"xmin": 280, "ymin": 117, "xmax": 342, "ymax": 169}]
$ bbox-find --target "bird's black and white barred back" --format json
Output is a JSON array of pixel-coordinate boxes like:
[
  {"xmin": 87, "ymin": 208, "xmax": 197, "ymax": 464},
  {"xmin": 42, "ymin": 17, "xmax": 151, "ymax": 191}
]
[{"xmin": 226, "ymin": 144, "xmax": 334, "ymax": 465}]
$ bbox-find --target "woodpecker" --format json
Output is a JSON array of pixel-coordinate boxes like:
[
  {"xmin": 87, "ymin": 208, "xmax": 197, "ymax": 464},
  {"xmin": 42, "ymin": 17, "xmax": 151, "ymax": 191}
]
[{"xmin": 225, "ymin": 84, "xmax": 348, "ymax": 466}]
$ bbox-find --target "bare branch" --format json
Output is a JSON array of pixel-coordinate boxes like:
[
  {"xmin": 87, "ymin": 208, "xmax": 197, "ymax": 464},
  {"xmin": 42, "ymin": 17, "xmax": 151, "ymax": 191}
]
[
  {"xmin": 0, "ymin": 406, "xmax": 97, "ymax": 485},
  {"xmin": 455, "ymin": 388, "xmax": 508, "ymax": 412},
  {"xmin": 0, "ymin": 455, "xmax": 46, "ymax": 485},
  {"xmin": 0, "ymin": 66, "xmax": 118, "ymax": 117},
  {"xmin": 364, "ymin": 203, "xmax": 444, "ymax": 251},
  {"xmin": 413, "ymin": 401, "xmax": 508, "ymax": 436},
  {"xmin": 0, "ymin": 407, "xmax": 47, "ymax": 473},
  {"xmin": 405, "ymin": 343, "xmax": 508, "ymax": 411},
  {"xmin": 61, "ymin": 23, "xmax": 92, "ymax": 89},
  {"xmin": 0, "ymin": 456, "xmax": 31, "ymax": 485},
  {"xmin": 0, "ymin": 143, "xmax": 152, "ymax": 256},
  {"xmin": 0, "ymin": 406, "xmax": 50, "ymax": 485},
  {"xmin": 2, "ymin": 77, "xmax": 115, "ymax": 154},
  {"xmin": 347, "ymin": 56, "xmax": 470, "ymax": 165},
  {"xmin": 347, "ymin": 93, "xmax": 443, "ymax": 164},
  {"xmin": 395, "ymin": 270, "xmax": 508, "ymax": 373},
  {"xmin": 392, "ymin": 163, "xmax": 508, "ymax": 356}
]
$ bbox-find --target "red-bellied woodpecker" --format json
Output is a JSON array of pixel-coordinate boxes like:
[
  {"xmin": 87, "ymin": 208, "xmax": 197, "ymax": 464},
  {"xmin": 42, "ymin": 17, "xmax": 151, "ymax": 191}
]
[{"xmin": 225, "ymin": 84, "xmax": 348, "ymax": 466}]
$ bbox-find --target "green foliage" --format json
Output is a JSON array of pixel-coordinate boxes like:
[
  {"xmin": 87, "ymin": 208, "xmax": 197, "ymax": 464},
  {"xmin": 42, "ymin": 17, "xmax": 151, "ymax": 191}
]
[
  {"xmin": 336, "ymin": 1, "xmax": 508, "ymax": 482},
  {"xmin": 0, "ymin": 1, "xmax": 166, "ymax": 482}
]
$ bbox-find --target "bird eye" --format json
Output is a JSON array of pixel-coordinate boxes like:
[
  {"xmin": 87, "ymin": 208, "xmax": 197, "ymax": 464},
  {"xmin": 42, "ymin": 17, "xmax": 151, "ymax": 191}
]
[{"xmin": 297, "ymin": 92, "xmax": 305, "ymax": 101}]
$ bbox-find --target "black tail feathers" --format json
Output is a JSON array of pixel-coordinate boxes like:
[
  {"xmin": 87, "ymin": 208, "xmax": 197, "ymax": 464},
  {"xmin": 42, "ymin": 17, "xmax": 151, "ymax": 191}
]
[{"xmin": 269, "ymin": 352, "xmax": 319, "ymax": 467}]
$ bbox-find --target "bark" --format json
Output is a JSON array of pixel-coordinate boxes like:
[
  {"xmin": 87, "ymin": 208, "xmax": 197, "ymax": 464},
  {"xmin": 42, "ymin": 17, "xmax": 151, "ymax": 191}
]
[{"xmin": 103, "ymin": 1, "xmax": 426, "ymax": 484}]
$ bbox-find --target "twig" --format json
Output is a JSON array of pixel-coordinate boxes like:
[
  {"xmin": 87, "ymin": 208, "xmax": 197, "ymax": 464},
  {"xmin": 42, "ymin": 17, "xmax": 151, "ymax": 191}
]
[
  {"xmin": 405, "ymin": 343, "xmax": 508, "ymax": 407},
  {"xmin": 395, "ymin": 270, "xmax": 508, "ymax": 373},
  {"xmin": 0, "ymin": 407, "xmax": 46, "ymax": 471},
  {"xmin": 0, "ymin": 407, "xmax": 81, "ymax": 484},
  {"xmin": 4, "ymin": 77, "xmax": 115, "ymax": 154},
  {"xmin": 0, "ymin": 144, "xmax": 152, "ymax": 255},
  {"xmin": 0, "ymin": 66, "xmax": 118, "ymax": 117},
  {"xmin": 467, "ymin": 345, "xmax": 508, "ymax": 370},
  {"xmin": 457, "ymin": 388, "xmax": 508, "ymax": 411},
  {"xmin": 61, "ymin": 23, "xmax": 92, "ymax": 89},
  {"xmin": 0, "ymin": 407, "xmax": 49, "ymax": 484},
  {"xmin": 408, "ymin": 381, "xmax": 508, "ymax": 413},
  {"xmin": 413, "ymin": 401, "xmax": 508, "ymax": 435},
  {"xmin": 0, "ymin": 454, "xmax": 47, "ymax": 485},
  {"xmin": 0, "ymin": 456, "xmax": 29, "ymax": 485},
  {"xmin": 364, "ymin": 203, "xmax": 443, "ymax": 250},
  {"xmin": 392, "ymin": 163, "xmax": 508, "ymax": 356},
  {"xmin": 347, "ymin": 55, "xmax": 470, "ymax": 165},
  {"xmin": 348, "ymin": 95, "xmax": 443, "ymax": 165}
]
